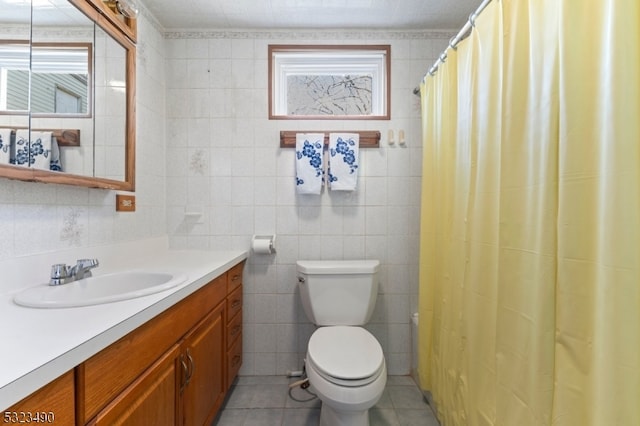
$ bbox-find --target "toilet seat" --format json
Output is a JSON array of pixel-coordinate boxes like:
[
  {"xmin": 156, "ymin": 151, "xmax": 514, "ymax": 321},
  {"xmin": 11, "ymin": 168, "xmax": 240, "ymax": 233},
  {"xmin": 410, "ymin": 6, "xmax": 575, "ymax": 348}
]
[{"xmin": 307, "ymin": 326, "xmax": 384, "ymax": 387}]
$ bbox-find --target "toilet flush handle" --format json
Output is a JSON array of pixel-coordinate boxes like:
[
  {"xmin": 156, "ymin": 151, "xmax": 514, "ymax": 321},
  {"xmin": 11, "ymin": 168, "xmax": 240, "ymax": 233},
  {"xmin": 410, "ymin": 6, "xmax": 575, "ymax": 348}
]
[{"xmin": 298, "ymin": 276, "xmax": 305, "ymax": 284}]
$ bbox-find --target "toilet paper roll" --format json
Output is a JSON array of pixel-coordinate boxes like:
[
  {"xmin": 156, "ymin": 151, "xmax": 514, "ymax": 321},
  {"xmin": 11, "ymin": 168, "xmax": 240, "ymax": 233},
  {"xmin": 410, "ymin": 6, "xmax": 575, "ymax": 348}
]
[{"xmin": 251, "ymin": 235, "xmax": 276, "ymax": 254}]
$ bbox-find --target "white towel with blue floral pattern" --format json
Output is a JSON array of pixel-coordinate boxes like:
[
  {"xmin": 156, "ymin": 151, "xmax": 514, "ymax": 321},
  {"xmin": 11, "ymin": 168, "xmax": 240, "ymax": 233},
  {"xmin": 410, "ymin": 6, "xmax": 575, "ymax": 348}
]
[
  {"xmin": 15, "ymin": 130, "xmax": 53, "ymax": 170},
  {"xmin": 0, "ymin": 128, "xmax": 13, "ymax": 165},
  {"xmin": 328, "ymin": 133, "xmax": 359, "ymax": 191},
  {"xmin": 49, "ymin": 136, "xmax": 63, "ymax": 172},
  {"xmin": 296, "ymin": 133, "xmax": 325, "ymax": 194},
  {"xmin": 13, "ymin": 130, "xmax": 30, "ymax": 167}
]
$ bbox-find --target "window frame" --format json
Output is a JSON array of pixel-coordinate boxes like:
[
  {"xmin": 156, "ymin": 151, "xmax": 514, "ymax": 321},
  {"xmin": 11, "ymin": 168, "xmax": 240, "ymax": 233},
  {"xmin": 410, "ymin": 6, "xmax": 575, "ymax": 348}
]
[{"xmin": 268, "ymin": 44, "xmax": 391, "ymax": 120}]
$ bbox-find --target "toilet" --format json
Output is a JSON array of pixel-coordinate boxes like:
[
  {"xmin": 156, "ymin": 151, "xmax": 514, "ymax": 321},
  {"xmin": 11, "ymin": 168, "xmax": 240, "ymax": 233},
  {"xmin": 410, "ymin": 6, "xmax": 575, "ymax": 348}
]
[{"xmin": 296, "ymin": 260, "xmax": 386, "ymax": 426}]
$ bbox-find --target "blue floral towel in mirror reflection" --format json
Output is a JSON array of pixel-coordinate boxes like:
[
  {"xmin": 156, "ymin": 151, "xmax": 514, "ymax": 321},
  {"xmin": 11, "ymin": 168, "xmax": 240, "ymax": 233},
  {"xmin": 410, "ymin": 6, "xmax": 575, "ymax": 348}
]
[{"xmin": 0, "ymin": 128, "xmax": 63, "ymax": 171}]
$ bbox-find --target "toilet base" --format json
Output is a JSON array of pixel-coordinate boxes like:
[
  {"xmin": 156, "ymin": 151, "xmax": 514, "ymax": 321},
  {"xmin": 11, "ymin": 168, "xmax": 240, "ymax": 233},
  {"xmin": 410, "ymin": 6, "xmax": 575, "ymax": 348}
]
[
  {"xmin": 308, "ymin": 358, "xmax": 386, "ymax": 426},
  {"xmin": 319, "ymin": 403, "xmax": 370, "ymax": 426}
]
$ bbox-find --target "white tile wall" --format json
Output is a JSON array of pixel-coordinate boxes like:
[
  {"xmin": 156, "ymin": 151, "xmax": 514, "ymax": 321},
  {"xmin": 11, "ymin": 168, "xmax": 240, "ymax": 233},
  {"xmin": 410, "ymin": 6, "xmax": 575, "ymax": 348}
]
[
  {"xmin": 0, "ymin": 2, "xmax": 449, "ymax": 377},
  {"xmin": 164, "ymin": 30, "xmax": 449, "ymax": 375}
]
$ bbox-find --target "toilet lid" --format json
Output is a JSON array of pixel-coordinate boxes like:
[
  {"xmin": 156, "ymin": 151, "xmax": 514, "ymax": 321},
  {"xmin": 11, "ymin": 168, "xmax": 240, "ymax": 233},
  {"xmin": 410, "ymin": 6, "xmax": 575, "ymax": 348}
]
[{"xmin": 308, "ymin": 326, "xmax": 384, "ymax": 382}]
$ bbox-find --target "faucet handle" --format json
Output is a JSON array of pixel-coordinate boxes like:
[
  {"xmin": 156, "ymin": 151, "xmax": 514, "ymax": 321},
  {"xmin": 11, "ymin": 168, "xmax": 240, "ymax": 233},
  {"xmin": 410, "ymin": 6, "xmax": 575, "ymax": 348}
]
[
  {"xmin": 77, "ymin": 258, "xmax": 99, "ymax": 268},
  {"xmin": 51, "ymin": 264, "xmax": 70, "ymax": 279}
]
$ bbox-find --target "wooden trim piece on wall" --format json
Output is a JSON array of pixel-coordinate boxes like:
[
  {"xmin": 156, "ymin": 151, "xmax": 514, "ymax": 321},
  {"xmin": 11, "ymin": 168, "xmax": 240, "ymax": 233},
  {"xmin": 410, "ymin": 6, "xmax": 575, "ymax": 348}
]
[
  {"xmin": 279, "ymin": 130, "xmax": 380, "ymax": 148},
  {"xmin": 44, "ymin": 129, "xmax": 80, "ymax": 146}
]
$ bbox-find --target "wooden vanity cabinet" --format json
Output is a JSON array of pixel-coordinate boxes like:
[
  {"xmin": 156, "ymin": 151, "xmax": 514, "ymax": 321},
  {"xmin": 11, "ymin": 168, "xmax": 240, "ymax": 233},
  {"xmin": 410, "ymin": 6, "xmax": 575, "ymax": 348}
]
[
  {"xmin": 4, "ymin": 370, "xmax": 75, "ymax": 426},
  {"xmin": 76, "ymin": 273, "xmax": 227, "ymax": 425},
  {"xmin": 86, "ymin": 305, "xmax": 226, "ymax": 426},
  {"xmin": 76, "ymin": 260, "xmax": 245, "ymax": 426},
  {"xmin": 225, "ymin": 262, "xmax": 244, "ymax": 388}
]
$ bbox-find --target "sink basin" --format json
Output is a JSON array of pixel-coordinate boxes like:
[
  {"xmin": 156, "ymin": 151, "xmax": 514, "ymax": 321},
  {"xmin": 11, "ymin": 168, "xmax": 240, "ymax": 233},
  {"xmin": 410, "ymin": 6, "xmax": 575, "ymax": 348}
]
[{"xmin": 14, "ymin": 271, "xmax": 188, "ymax": 308}]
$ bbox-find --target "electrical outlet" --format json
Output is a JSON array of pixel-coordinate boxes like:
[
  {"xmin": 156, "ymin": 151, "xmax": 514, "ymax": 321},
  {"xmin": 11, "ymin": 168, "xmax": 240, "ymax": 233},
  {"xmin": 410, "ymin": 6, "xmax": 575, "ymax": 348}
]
[{"xmin": 116, "ymin": 194, "xmax": 136, "ymax": 212}]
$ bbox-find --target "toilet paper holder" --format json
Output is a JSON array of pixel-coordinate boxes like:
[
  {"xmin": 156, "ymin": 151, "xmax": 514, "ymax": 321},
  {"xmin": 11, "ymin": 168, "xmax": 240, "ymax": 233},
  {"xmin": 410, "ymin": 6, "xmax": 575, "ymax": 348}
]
[{"xmin": 251, "ymin": 234, "xmax": 276, "ymax": 254}]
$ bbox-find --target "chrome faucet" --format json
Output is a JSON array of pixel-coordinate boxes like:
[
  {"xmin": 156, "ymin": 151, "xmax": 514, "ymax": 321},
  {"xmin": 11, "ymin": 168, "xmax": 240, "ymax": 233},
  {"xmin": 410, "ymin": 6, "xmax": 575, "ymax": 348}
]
[{"xmin": 50, "ymin": 258, "xmax": 100, "ymax": 286}]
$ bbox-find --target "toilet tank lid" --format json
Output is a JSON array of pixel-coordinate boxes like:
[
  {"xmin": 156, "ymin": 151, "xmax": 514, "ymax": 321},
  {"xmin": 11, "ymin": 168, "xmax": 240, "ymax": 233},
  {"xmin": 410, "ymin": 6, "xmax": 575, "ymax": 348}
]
[{"xmin": 296, "ymin": 260, "xmax": 380, "ymax": 274}]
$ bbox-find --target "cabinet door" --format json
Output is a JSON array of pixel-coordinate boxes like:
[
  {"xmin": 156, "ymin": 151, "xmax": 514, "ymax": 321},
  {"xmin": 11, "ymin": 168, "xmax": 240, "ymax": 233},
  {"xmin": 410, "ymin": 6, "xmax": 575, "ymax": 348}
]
[
  {"xmin": 88, "ymin": 344, "xmax": 180, "ymax": 426},
  {"xmin": 4, "ymin": 371, "xmax": 74, "ymax": 426},
  {"xmin": 181, "ymin": 303, "xmax": 225, "ymax": 426}
]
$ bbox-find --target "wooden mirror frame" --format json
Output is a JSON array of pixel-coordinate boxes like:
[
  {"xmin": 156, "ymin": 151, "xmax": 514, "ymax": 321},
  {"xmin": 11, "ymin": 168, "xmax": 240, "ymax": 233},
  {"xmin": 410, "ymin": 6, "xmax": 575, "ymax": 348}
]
[{"xmin": 0, "ymin": 0, "xmax": 136, "ymax": 191}]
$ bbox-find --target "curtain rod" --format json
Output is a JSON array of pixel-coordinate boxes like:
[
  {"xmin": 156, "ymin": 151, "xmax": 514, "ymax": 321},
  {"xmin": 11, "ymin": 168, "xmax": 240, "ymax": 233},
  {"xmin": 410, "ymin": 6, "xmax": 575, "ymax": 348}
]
[{"xmin": 412, "ymin": 0, "xmax": 493, "ymax": 96}]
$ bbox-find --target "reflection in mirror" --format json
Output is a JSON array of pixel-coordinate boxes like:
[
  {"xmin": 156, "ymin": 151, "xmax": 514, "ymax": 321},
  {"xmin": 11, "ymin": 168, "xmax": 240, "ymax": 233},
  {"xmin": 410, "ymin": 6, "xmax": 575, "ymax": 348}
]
[
  {"xmin": 0, "ymin": 41, "xmax": 30, "ymax": 112},
  {"xmin": 30, "ymin": 0, "xmax": 95, "ymax": 176},
  {"xmin": 1, "ymin": 42, "xmax": 92, "ymax": 116},
  {"xmin": 94, "ymin": 25, "xmax": 126, "ymax": 181},
  {"xmin": 31, "ymin": 43, "xmax": 91, "ymax": 116},
  {"xmin": 0, "ymin": 0, "xmax": 30, "ymax": 157},
  {"xmin": 0, "ymin": 0, "xmax": 135, "ymax": 190}
]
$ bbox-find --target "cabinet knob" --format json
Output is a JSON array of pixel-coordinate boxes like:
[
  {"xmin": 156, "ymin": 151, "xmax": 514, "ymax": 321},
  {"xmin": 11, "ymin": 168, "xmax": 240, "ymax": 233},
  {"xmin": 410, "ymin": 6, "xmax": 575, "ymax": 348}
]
[{"xmin": 231, "ymin": 299, "xmax": 241, "ymax": 308}]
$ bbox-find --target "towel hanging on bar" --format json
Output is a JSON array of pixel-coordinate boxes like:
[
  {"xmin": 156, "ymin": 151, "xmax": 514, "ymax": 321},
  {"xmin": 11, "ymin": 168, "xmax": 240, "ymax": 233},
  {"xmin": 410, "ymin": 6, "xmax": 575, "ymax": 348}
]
[
  {"xmin": 0, "ymin": 128, "xmax": 14, "ymax": 165},
  {"xmin": 328, "ymin": 133, "xmax": 360, "ymax": 191},
  {"xmin": 295, "ymin": 133, "xmax": 325, "ymax": 195}
]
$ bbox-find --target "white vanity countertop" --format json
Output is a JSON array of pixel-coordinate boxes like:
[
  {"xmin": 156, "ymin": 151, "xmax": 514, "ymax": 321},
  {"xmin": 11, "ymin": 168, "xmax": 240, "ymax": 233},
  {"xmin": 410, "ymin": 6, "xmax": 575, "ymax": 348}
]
[{"xmin": 0, "ymin": 246, "xmax": 247, "ymax": 411}]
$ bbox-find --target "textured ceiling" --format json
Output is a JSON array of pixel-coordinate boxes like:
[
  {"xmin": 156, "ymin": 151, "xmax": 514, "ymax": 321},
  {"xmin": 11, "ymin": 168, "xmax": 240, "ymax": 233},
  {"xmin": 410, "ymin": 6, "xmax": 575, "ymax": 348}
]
[{"xmin": 143, "ymin": 0, "xmax": 482, "ymax": 31}]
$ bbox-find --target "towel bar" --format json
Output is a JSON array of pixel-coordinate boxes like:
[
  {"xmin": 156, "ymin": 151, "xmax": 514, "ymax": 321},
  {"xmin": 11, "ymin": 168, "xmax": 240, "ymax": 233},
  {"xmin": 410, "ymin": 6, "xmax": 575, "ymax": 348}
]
[
  {"xmin": 11, "ymin": 127, "xmax": 80, "ymax": 146},
  {"xmin": 280, "ymin": 130, "xmax": 380, "ymax": 148}
]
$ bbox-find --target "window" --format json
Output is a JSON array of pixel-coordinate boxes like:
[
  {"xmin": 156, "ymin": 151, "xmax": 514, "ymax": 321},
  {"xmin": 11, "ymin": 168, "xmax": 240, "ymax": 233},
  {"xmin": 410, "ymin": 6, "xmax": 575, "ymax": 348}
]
[{"xmin": 269, "ymin": 45, "xmax": 390, "ymax": 120}]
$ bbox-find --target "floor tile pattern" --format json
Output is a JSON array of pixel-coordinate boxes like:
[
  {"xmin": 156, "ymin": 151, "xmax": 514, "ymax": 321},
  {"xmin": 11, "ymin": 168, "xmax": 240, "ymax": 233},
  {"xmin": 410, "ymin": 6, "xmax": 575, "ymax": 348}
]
[{"xmin": 213, "ymin": 375, "xmax": 441, "ymax": 426}]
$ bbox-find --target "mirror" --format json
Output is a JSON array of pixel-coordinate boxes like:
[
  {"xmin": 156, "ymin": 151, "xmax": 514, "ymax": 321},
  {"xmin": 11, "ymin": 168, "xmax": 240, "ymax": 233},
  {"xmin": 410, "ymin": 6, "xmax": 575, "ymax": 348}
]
[
  {"xmin": 0, "ymin": 0, "xmax": 135, "ymax": 191},
  {"xmin": 0, "ymin": 0, "xmax": 30, "ymax": 156},
  {"xmin": 0, "ymin": 41, "xmax": 30, "ymax": 113},
  {"xmin": 31, "ymin": 43, "xmax": 92, "ymax": 116},
  {"xmin": 1, "ymin": 41, "xmax": 91, "ymax": 116}
]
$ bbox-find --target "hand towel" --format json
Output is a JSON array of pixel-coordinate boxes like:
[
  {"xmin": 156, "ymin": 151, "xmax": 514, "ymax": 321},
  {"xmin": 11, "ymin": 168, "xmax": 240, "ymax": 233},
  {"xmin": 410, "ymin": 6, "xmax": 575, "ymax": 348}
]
[
  {"xmin": 49, "ymin": 136, "xmax": 63, "ymax": 172},
  {"xmin": 328, "ymin": 133, "xmax": 359, "ymax": 191},
  {"xmin": 30, "ymin": 131, "xmax": 53, "ymax": 170},
  {"xmin": 15, "ymin": 130, "xmax": 53, "ymax": 170},
  {"xmin": 13, "ymin": 130, "xmax": 29, "ymax": 166},
  {"xmin": 0, "ymin": 129, "xmax": 13, "ymax": 165},
  {"xmin": 296, "ymin": 133, "xmax": 325, "ymax": 194}
]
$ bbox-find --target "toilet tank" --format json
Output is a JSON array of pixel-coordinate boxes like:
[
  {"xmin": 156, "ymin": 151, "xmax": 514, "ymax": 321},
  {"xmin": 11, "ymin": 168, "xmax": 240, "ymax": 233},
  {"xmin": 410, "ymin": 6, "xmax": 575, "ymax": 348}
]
[{"xmin": 296, "ymin": 260, "xmax": 380, "ymax": 326}]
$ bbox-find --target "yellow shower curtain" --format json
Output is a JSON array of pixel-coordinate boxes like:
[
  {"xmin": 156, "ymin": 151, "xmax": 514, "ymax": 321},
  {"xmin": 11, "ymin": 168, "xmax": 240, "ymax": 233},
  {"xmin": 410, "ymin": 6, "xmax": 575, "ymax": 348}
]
[{"xmin": 418, "ymin": 0, "xmax": 640, "ymax": 425}]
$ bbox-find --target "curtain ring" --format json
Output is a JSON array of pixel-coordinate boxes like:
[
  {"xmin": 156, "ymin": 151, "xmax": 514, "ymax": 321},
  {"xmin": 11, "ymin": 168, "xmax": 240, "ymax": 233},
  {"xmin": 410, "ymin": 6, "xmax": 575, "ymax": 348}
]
[
  {"xmin": 439, "ymin": 52, "xmax": 447, "ymax": 63},
  {"xmin": 428, "ymin": 64, "xmax": 438, "ymax": 76},
  {"xmin": 449, "ymin": 36, "xmax": 458, "ymax": 51},
  {"xmin": 469, "ymin": 11, "xmax": 477, "ymax": 27}
]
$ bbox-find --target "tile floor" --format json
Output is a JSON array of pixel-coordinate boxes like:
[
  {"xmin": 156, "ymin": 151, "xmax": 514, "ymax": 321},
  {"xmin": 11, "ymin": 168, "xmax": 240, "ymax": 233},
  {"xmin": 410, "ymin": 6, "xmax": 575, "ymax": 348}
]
[{"xmin": 213, "ymin": 375, "xmax": 441, "ymax": 426}]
